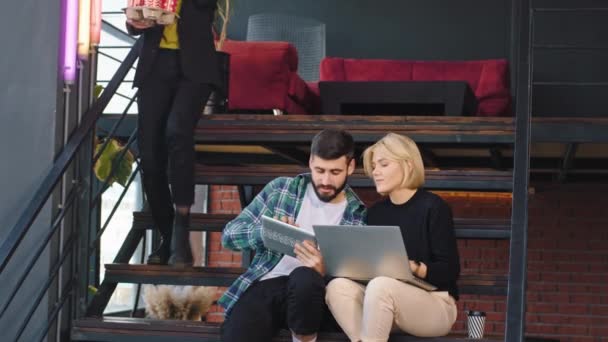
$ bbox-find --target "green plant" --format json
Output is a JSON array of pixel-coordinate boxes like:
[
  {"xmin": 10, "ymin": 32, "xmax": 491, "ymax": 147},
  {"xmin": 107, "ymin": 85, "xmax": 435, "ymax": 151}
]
[
  {"xmin": 88, "ymin": 285, "xmax": 98, "ymax": 295},
  {"xmin": 91, "ymin": 84, "xmax": 134, "ymax": 187},
  {"xmin": 94, "ymin": 84, "xmax": 104, "ymax": 98},
  {"xmin": 93, "ymin": 138, "xmax": 135, "ymax": 187}
]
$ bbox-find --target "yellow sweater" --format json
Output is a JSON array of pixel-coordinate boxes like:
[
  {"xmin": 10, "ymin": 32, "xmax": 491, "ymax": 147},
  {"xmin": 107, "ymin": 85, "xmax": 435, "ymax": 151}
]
[{"xmin": 159, "ymin": 0, "xmax": 182, "ymax": 49}]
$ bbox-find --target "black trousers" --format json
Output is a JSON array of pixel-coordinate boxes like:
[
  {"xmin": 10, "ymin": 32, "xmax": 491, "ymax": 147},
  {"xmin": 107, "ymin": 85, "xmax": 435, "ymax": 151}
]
[
  {"xmin": 137, "ymin": 49, "xmax": 212, "ymax": 231},
  {"xmin": 221, "ymin": 267, "xmax": 341, "ymax": 342}
]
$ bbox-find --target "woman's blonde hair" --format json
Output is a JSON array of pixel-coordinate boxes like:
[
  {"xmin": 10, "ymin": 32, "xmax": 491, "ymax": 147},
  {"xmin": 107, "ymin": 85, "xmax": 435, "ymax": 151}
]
[{"xmin": 362, "ymin": 133, "xmax": 425, "ymax": 189}]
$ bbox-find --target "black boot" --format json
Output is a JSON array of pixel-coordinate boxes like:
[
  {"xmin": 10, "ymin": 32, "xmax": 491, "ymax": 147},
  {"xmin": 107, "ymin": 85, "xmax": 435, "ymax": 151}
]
[
  {"xmin": 147, "ymin": 223, "xmax": 172, "ymax": 265},
  {"xmin": 168, "ymin": 213, "xmax": 193, "ymax": 267}
]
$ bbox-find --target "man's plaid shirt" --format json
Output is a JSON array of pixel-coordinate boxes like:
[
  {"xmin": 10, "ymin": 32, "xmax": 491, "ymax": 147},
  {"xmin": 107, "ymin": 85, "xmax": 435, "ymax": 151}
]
[{"xmin": 218, "ymin": 173, "xmax": 367, "ymax": 317}]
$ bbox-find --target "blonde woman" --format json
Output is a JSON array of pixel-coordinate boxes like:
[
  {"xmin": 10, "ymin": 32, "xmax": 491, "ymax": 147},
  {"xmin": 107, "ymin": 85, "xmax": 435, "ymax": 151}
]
[{"xmin": 325, "ymin": 133, "xmax": 460, "ymax": 341}]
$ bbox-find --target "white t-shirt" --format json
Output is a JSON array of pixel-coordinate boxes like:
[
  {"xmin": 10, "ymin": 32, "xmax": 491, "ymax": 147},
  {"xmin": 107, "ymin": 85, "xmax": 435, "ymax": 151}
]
[{"xmin": 260, "ymin": 184, "xmax": 347, "ymax": 281}]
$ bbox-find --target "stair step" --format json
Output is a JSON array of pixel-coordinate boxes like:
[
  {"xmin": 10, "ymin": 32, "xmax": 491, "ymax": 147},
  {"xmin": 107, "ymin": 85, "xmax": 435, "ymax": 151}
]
[
  {"xmin": 104, "ymin": 264, "xmax": 245, "ymax": 287},
  {"xmin": 132, "ymin": 212, "xmax": 511, "ymax": 240},
  {"xmin": 103, "ymin": 264, "xmax": 507, "ymax": 296},
  {"xmin": 132, "ymin": 212, "xmax": 236, "ymax": 232},
  {"xmin": 72, "ymin": 317, "xmax": 502, "ymax": 341},
  {"xmin": 195, "ymin": 114, "xmax": 515, "ymax": 145},
  {"xmin": 453, "ymin": 218, "xmax": 511, "ymax": 239},
  {"xmin": 195, "ymin": 164, "xmax": 513, "ymax": 191},
  {"xmin": 458, "ymin": 273, "xmax": 508, "ymax": 296}
]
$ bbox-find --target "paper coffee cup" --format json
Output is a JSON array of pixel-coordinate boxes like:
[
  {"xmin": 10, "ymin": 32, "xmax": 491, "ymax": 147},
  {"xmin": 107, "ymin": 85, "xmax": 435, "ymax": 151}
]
[{"xmin": 467, "ymin": 311, "xmax": 486, "ymax": 339}]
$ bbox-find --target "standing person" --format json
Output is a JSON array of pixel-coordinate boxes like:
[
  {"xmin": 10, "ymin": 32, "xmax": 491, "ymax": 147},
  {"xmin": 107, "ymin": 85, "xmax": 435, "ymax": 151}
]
[
  {"xmin": 325, "ymin": 133, "xmax": 460, "ymax": 341},
  {"xmin": 126, "ymin": 0, "xmax": 221, "ymax": 266},
  {"xmin": 219, "ymin": 129, "xmax": 367, "ymax": 342}
]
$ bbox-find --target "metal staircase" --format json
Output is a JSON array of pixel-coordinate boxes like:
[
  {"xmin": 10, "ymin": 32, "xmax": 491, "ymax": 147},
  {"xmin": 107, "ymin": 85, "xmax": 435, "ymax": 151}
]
[{"xmin": 11, "ymin": 0, "xmax": 608, "ymax": 340}]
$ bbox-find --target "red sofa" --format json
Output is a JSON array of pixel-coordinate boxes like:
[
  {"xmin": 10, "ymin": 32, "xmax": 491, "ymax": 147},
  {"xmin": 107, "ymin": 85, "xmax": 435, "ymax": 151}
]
[
  {"xmin": 319, "ymin": 57, "xmax": 512, "ymax": 116},
  {"xmin": 220, "ymin": 40, "xmax": 317, "ymax": 114}
]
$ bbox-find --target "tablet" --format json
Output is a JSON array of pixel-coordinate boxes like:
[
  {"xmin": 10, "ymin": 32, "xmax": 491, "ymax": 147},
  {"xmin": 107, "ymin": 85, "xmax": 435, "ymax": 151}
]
[{"xmin": 261, "ymin": 215, "xmax": 316, "ymax": 257}]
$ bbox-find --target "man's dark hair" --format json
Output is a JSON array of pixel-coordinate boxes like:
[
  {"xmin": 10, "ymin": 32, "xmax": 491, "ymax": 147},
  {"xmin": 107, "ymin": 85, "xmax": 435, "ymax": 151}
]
[{"xmin": 310, "ymin": 129, "xmax": 355, "ymax": 160}]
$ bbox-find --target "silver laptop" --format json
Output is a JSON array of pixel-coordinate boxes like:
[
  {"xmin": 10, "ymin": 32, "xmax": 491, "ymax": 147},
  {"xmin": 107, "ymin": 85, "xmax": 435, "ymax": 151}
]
[{"xmin": 312, "ymin": 225, "xmax": 437, "ymax": 291}]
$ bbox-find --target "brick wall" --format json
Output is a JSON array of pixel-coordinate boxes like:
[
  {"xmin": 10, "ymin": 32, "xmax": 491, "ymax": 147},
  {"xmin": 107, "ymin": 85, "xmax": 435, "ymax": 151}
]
[
  {"xmin": 205, "ymin": 185, "xmax": 243, "ymax": 323},
  {"xmin": 522, "ymin": 184, "xmax": 608, "ymax": 341},
  {"xmin": 205, "ymin": 184, "xmax": 608, "ymax": 341}
]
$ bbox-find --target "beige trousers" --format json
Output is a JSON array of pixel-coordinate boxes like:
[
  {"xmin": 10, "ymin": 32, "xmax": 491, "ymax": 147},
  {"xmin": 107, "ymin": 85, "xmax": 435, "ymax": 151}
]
[{"xmin": 325, "ymin": 277, "xmax": 457, "ymax": 342}]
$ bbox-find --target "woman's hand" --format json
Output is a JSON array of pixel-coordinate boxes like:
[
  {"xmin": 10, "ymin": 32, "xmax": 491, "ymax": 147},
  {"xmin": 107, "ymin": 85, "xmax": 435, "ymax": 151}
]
[
  {"xmin": 409, "ymin": 260, "xmax": 420, "ymax": 276},
  {"xmin": 295, "ymin": 240, "xmax": 325, "ymax": 276},
  {"xmin": 410, "ymin": 260, "xmax": 427, "ymax": 279},
  {"xmin": 127, "ymin": 19, "xmax": 154, "ymax": 30}
]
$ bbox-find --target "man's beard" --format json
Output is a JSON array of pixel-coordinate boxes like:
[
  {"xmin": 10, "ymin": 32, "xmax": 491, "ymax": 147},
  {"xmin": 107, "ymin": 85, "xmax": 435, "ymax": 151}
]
[{"xmin": 312, "ymin": 177, "xmax": 348, "ymax": 203}]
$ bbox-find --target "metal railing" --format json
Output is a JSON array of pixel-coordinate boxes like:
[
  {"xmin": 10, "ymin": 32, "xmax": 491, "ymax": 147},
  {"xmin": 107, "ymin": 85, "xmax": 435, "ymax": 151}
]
[{"xmin": 0, "ymin": 37, "xmax": 142, "ymax": 342}]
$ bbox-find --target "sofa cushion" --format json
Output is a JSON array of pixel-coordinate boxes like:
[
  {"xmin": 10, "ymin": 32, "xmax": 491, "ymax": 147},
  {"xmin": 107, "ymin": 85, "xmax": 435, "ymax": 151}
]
[
  {"xmin": 411, "ymin": 61, "xmax": 483, "ymax": 92},
  {"xmin": 320, "ymin": 57, "xmax": 511, "ymax": 116},
  {"xmin": 220, "ymin": 40, "xmax": 301, "ymax": 111},
  {"xmin": 222, "ymin": 40, "xmax": 299, "ymax": 71}
]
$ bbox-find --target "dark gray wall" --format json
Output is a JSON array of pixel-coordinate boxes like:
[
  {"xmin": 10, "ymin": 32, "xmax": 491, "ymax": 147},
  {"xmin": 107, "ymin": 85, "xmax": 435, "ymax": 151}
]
[
  {"xmin": 531, "ymin": 0, "xmax": 608, "ymax": 117},
  {"xmin": 229, "ymin": 0, "xmax": 608, "ymax": 117},
  {"xmin": 0, "ymin": 0, "xmax": 61, "ymax": 340},
  {"xmin": 228, "ymin": 0, "xmax": 511, "ymax": 60}
]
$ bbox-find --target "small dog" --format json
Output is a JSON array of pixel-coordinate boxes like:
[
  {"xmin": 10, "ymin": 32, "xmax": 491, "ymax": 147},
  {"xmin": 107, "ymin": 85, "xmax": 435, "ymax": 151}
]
[{"xmin": 143, "ymin": 285, "xmax": 217, "ymax": 321}]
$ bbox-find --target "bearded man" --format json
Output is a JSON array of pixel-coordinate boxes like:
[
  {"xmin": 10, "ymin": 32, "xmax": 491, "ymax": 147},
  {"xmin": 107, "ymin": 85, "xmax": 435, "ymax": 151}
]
[{"xmin": 219, "ymin": 129, "xmax": 367, "ymax": 342}]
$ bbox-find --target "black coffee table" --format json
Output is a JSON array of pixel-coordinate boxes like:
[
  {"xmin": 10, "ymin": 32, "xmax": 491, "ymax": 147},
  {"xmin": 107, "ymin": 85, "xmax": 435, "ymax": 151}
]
[{"xmin": 319, "ymin": 81, "xmax": 478, "ymax": 116}]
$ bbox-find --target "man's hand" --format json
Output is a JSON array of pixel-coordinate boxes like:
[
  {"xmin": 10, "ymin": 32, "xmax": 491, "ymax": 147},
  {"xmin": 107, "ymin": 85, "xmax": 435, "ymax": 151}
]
[
  {"xmin": 275, "ymin": 215, "xmax": 297, "ymax": 227},
  {"xmin": 127, "ymin": 19, "xmax": 154, "ymax": 30},
  {"xmin": 273, "ymin": 216, "xmax": 325, "ymax": 275},
  {"xmin": 294, "ymin": 240, "xmax": 325, "ymax": 276}
]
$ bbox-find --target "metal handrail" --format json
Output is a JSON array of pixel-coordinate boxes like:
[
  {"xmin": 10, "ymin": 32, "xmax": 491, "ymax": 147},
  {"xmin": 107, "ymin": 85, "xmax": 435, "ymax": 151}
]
[
  {"xmin": 97, "ymin": 50, "xmax": 138, "ymax": 71},
  {"xmin": 0, "ymin": 186, "xmax": 79, "ymax": 317},
  {"xmin": 15, "ymin": 234, "xmax": 78, "ymax": 341},
  {"xmin": 101, "ymin": 19, "xmax": 136, "ymax": 45},
  {"xmin": 90, "ymin": 129, "xmax": 139, "ymax": 208},
  {"xmin": 0, "ymin": 37, "xmax": 143, "ymax": 342},
  {"xmin": 0, "ymin": 37, "xmax": 142, "ymax": 274},
  {"xmin": 36, "ymin": 279, "xmax": 74, "ymax": 342},
  {"xmin": 88, "ymin": 163, "xmax": 142, "ymax": 253},
  {"xmin": 92, "ymin": 90, "xmax": 138, "ymax": 163}
]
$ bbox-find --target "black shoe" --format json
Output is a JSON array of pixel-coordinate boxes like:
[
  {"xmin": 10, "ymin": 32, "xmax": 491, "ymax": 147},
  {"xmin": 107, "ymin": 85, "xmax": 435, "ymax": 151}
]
[
  {"xmin": 168, "ymin": 214, "xmax": 193, "ymax": 267},
  {"xmin": 147, "ymin": 237, "xmax": 171, "ymax": 265}
]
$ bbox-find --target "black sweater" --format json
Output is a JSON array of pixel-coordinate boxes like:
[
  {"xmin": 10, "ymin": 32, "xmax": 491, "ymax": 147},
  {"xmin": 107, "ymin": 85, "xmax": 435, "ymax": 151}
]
[{"xmin": 367, "ymin": 190, "xmax": 460, "ymax": 299}]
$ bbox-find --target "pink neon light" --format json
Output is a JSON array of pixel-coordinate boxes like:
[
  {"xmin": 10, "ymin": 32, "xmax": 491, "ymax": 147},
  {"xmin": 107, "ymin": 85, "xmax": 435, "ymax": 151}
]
[{"xmin": 62, "ymin": 0, "xmax": 78, "ymax": 83}]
